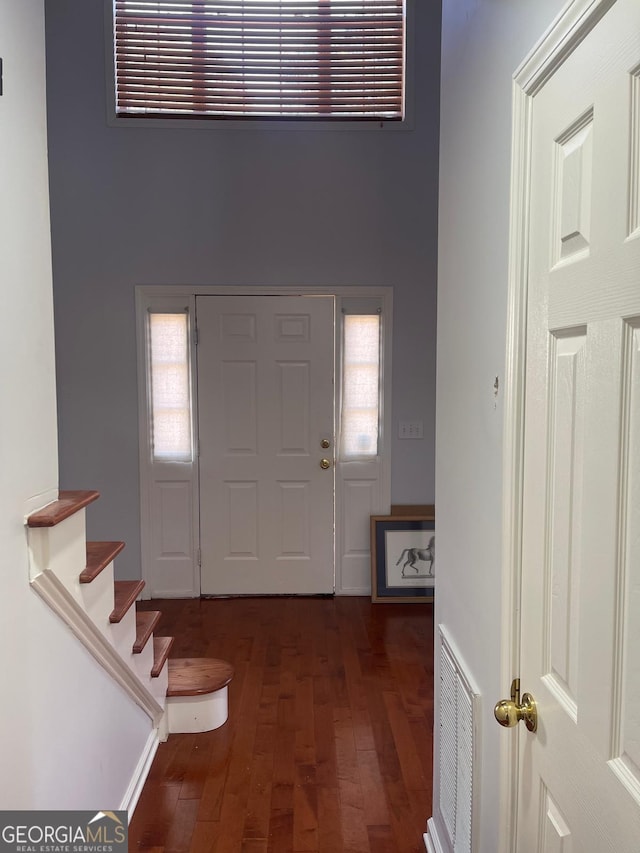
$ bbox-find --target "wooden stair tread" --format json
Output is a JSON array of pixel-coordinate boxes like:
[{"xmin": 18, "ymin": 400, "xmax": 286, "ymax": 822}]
[
  {"xmin": 27, "ymin": 490, "xmax": 100, "ymax": 528},
  {"xmin": 133, "ymin": 610, "xmax": 161, "ymax": 654},
  {"xmin": 80, "ymin": 541, "xmax": 125, "ymax": 583},
  {"xmin": 151, "ymin": 637, "xmax": 174, "ymax": 677},
  {"xmin": 110, "ymin": 580, "xmax": 145, "ymax": 623},
  {"xmin": 167, "ymin": 658, "xmax": 235, "ymax": 697}
]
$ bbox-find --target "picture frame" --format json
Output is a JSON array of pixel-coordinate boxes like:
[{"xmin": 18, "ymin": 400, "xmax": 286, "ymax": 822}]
[{"xmin": 370, "ymin": 514, "xmax": 436, "ymax": 603}]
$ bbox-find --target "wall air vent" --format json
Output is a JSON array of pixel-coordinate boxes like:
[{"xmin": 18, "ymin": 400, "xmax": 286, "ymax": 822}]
[{"xmin": 438, "ymin": 625, "xmax": 479, "ymax": 853}]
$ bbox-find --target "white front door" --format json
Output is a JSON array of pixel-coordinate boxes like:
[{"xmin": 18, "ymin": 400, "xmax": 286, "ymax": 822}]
[
  {"xmin": 517, "ymin": 0, "xmax": 640, "ymax": 848},
  {"xmin": 196, "ymin": 295, "xmax": 335, "ymax": 595}
]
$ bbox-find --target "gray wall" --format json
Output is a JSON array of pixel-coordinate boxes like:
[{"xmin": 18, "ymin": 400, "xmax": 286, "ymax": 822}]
[{"xmin": 45, "ymin": 0, "xmax": 441, "ymax": 580}]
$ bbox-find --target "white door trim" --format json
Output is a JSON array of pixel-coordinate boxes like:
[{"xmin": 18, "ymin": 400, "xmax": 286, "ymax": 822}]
[
  {"xmin": 136, "ymin": 284, "xmax": 392, "ymax": 598},
  {"xmin": 500, "ymin": 2, "xmax": 617, "ymax": 850}
]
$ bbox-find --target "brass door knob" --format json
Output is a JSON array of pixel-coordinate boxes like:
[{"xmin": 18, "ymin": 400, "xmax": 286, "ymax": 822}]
[
  {"xmin": 320, "ymin": 458, "xmax": 331, "ymax": 469},
  {"xmin": 494, "ymin": 678, "xmax": 537, "ymax": 732}
]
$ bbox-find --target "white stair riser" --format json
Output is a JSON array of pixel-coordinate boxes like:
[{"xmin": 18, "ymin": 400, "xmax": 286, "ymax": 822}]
[
  {"xmin": 107, "ymin": 606, "xmax": 138, "ymax": 664},
  {"xmin": 80, "ymin": 564, "xmax": 115, "ymax": 627},
  {"xmin": 132, "ymin": 641, "xmax": 154, "ymax": 685},
  {"xmin": 167, "ymin": 687, "xmax": 229, "ymax": 733},
  {"xmin": 28, "ymin": 511, "xmax": 86, "ymax": 593},
  {"xmin": 151, "ymin": 663, "xmax": 169, "ymax": 703}
]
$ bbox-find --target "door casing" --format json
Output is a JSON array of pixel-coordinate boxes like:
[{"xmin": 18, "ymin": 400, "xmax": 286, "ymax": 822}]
[{"xmin": 136, "ymin": 284, "xmax": 393, "ymax": 598}]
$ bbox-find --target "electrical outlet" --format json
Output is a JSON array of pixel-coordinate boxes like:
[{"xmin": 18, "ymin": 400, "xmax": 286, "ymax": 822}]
[{"xmin": 398, "ymin": 420, "xmax": 424, "ymax": 439}]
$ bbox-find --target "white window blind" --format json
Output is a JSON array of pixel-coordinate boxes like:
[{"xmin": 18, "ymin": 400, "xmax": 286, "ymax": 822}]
[
  {"xmin": 113, "ymin": 1, "xmax": 405, "ymax": 120},
  {"xmin": 340, "ymin": 313, "xmax": 380, "ymax": 459},
  {"xmin": 148, "ymin": 312, "xmax": 193, "ymax": 461}
]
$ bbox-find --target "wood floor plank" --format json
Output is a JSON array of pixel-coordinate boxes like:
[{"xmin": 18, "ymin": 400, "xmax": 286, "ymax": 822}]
[
  {"xmin": 293, "ymin": 781, "xmax": 319, "ymax": 852},
  {"xmin": 188, "ymin": 820, "xmax": 219, "ymax": 853},
  {"xmin": 408, "ymin": 717, "xmax": 435, "ymax": 787},
  {"xmin": 179, "ymin": 730, "xmax": 219, "ymax": 801},
  {"xmin": 383, "ymin": 690, "xmax": 430, "ymax": 792},
  {"xmin": 338, "ymin": 788, "xmax": 370, "ymax": 853},
  {"xmin": 163, "ymin": 798, "xmax": 200, "ymax": 853},
  {"xmin": 131, "ymin": 597, "xmax": 434, "ymax": 852},
  {"xmin": 241, "ymin": 841, "xmax": 268, "ymax": 853},
  {"xmin": 145, "ymin": 733, "xmax": 184, "ymax": 787},
  {"xmin": 357, "ymin": 748, "xmax": 391, "ymax": 827},
  {"xmin": 312, "ymin": 673, "xmax": 338, "ymax": 789},
  {"xmin": 242, "ymin": 721, "xmax": 276, "ymax": 841},
  {"xmin": 128, "ymin": 782, "xmax": 180, "ymax": 849},
  {"xmin": 367, "ymin": 824, "xmax": 397, "ymax": 853},
  {"xmin": 164, "ymin": 734, "xmax": 197, "ymax": 786},
  {"xmin": 195, "ymin": 740, "xmax": 231, "ymax": 823},
  {"xmin": 294, "ymin": 673, "xmax": 316, "ymax": 767},
  {"xmin": 317, "ymin": 786, "xmax": 343, "ymax": 853},
  {"xmin": 384, "ymin": 778, "xmax": 427, "ymax": 853},
  {"xmin": 214, "ymin": 642, "xmax": 266, "ymax": 853},
  {"xmin": 266, "ymin": 800, "xmax": 294, "ymax": 853}
]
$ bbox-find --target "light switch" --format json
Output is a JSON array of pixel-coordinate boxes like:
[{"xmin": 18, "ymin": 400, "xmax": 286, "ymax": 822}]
[{"xmin": 398, "ymin": 420, "xmax": 424, "ymax": 439}]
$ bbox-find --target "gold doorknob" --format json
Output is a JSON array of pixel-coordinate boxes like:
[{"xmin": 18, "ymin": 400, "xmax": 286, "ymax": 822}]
[
  {"xmin": 321, "ymin": 438, "xmax": 331, "ymax": 449},
  {"xmin": 494, "ymin": 678, "xmax": 537, "ymax": 732},
  {"xmin": 320, "ymin": 458, "xmax": 331, "ymax": 469}
]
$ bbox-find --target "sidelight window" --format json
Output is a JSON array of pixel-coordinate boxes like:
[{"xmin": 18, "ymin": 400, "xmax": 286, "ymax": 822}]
[
  {"xmin": 339, "ymin": 309, "xmax": 381, "ymax": 459},
  {"xmin": 148, "ymin": 311, "xmax": 193, "ymax": 461}
]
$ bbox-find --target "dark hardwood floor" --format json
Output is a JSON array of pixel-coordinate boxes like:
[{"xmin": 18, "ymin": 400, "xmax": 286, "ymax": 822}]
[{"xmin": 130, "ymin": 596, "xmax": 434, "ymax": 852}]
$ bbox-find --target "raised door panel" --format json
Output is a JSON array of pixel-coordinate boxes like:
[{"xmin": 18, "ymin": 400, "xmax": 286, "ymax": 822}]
[
  {"xmin": 540, "ymin": 788, "xmax": 572, "ymax": 853},
  {"xmin": 221, "ymin": 360, "xmax": 258, "ymax": 455},
  {"xmin": 339, "ymin": 477, "xmax": 380, "ymax": 592},
  {"xmin": 151, "ymin": 478, "xmax": 195, "ymax": 596},
  {"xmin": 609, "ymin": 321, "xmax": 640, "ymax": 801},
  {"xmin": 543, "ymin": 331, "xmax": 585, "ymax": 720},
  {"xmin": 277, "ymin": 361, "xmax": 310, "ymax": 455}
]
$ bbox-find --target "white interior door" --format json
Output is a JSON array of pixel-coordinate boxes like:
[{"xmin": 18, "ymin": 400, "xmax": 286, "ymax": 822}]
[
  {"xmin": 517, "ymin": 0, "xmax": 640, "ymax": 847},
  {"xmin": 197, "ymin": 295, "xmax": 335, "ymax": 595}
]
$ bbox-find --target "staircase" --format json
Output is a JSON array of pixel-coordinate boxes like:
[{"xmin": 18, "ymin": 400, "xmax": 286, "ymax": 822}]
[{"xmin": 26, "ymin": 490, "xmax": 233, "ymax": 739}]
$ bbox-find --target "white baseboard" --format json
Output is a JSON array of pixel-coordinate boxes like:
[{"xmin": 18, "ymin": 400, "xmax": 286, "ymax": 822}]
[
  {"xmin": 424, "ymin": 818, "xmax": 448, "ymax": 853},
  {"xmin": 120, "ymin": 728, "xmax": 160, "ymax": 818}
]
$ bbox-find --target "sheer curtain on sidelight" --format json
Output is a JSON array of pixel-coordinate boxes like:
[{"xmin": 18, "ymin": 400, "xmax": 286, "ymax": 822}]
[
  {"xmin": 148, "ymin": 311, "xmax": 193, "ymax": 462},
  {"xmin": 339, "ymin": 310, "xmax": 381, "ymax": 460}
]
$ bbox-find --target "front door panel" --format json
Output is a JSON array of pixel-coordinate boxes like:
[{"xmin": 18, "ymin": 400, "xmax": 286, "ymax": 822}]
[{"xmin": 197, "ymin": 295, "xmax": 335, "ymax": 595}]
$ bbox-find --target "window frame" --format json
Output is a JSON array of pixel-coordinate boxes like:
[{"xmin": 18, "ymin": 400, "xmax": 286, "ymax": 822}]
[{"xmin": 104, "ymin": 0, "xmax": 415, "ymax": 132}]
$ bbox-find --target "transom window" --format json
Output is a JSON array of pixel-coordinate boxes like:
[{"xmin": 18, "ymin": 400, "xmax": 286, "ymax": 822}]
[{"xmin": 112, "ymin": 1, "xmax": 405, "ymax": 121}]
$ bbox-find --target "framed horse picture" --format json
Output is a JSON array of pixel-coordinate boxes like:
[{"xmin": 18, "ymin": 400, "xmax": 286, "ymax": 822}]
[{"xmin": 370, "ymin": 514, "xmax": 435, "ymax": 603}]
